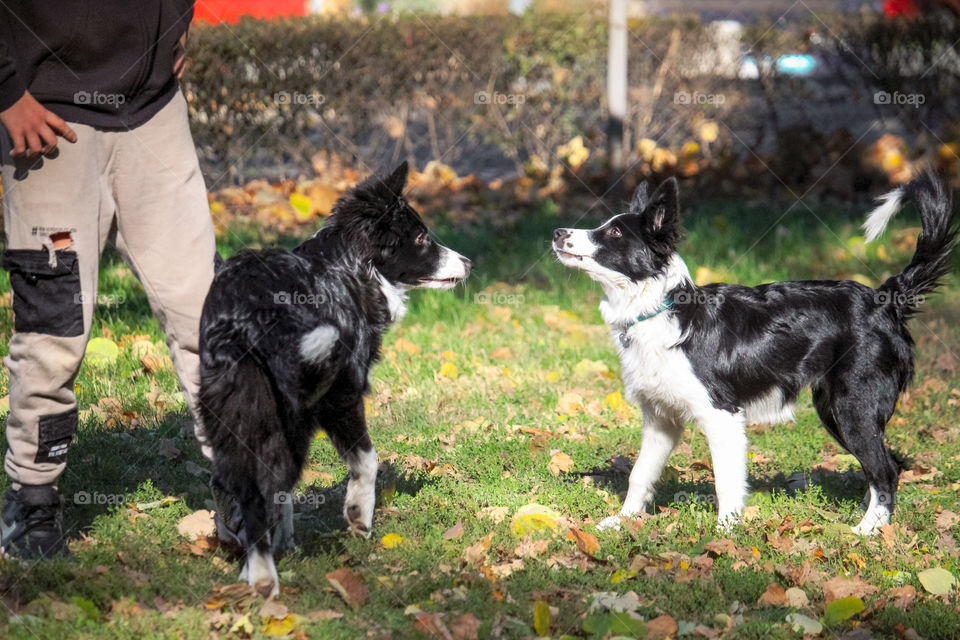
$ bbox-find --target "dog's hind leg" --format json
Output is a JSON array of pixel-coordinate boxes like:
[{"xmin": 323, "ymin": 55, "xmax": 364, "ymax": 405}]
[
  {"xmin": 813, "ymin": 385, "xmax": 872, "ymax": 509},
  {"xmin": 236, "ymin": 481, "xmax": 280, "ymax": 597},
  {"xmin": 823, "ymin": 385, "xmax": 899, "ymax": 535},
  {"xmin": 700, "ymin": 409, "xmax": 748, "ymax": 529},
  {"xmin": 598, "ymin": 406, "xmax": 684, "ymax": 531},
  {"xmin": 272, "ymin": 500, "xmax": 294, "ymax": 555},
  {"xmin": 323, "ymin": 399, "xmax": 378, "ymax": 537}
]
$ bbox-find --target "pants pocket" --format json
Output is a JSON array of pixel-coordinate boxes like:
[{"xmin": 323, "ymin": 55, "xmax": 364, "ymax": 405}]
[
  {"xmin": 35, "ymin": 407, "xmax": 79, "ymax": 464},
  {"xmin": 2, "ymin": 249, "xmax": 84, "ymax": 337}
]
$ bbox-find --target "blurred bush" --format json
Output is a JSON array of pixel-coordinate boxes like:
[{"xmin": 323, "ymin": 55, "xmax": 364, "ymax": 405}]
[
  {"xmin": 182, "ymin": 11, "xmax": 958, "ymax": 198},
  {"xmin": 184, "ymin": 14, "xmax": 750, "ymax": 185}
]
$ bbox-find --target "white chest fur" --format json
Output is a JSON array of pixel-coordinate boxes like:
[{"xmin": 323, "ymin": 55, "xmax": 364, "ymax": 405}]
[
  {"xmin": 597, "ymin": 254, "xmax": 714, "ymax": 421},
  {"xmin": 376, "ymin": 273, "xmax": 409, "ymax": 323},
  {"xmin": 612, "ymin": 315, "xmax": 712, "ymax": 420}
]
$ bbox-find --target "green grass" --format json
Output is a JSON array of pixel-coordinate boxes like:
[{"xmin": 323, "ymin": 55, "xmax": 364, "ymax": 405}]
[{"xmin": 0, "ymin": 196, "xmax": 959, "ymax": 639}]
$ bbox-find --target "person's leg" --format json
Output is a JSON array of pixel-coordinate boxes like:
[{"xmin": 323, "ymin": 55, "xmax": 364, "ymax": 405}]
[
  {"xmin": 105, "ymin": 90, "xmax": 217, "ymax": 459},
  {"xmin": 1, "ymin": 124, "xmax": 111, "ymax": 558}
]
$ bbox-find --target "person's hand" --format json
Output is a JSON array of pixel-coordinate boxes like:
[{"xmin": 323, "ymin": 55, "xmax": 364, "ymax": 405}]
[
  {"xmin": 174, "ymin": 32, "xmax": 187, "ymax": 79},
  {"xmin": 0, "ymin": 91, "xmax": 77, "ymax": 157}
]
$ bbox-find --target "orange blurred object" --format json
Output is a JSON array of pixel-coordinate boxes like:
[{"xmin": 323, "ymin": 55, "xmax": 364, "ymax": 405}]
[{"xmin": 193, "ymin": 0, "xmax": 308, "ymax": 23}]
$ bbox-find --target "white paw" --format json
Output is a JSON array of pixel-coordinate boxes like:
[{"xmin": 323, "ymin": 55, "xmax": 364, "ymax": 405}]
[
  {"xmin": 343, "ymin": 489, "xmax": 374, "ymax": 538},
  {"xmin": 597, "ymin": 515, "xmax": 623, "ymax": 531},
  {"xmin": 851, "ymin": 516, "xmax": 887, "ymax": 536},
  {"xmin": 246, "ymin": 549, "xmax": 279, "ymax": 598},
  {"xmin": 344, "ymin": 449, "xmax": 377, "ymax": 538},
  {"xmin": 852, "ymin": 501, "xmax": 890, "ymax": 536}
]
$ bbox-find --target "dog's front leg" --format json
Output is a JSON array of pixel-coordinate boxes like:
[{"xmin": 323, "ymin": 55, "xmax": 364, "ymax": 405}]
[
  {"xmin": 598, "ymin": 406, "xmax": 684, "ymax": 531},
  {"xmin": 324, "ymin": 398, "xmax": 378, "ymax": 537},
  {"xmin": 343, "ymin": 444, "xmax": 378, "ymax": 537},
  {"xmin": 700, "ymin": 409, "xmax": 748, "ymax": 529}
]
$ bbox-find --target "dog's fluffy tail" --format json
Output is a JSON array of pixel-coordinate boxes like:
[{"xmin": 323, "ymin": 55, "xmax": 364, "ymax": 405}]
[
  {"xmin": 200, "ymin": 327, "xmax": 300, "ymax": 501},
  {"xmin": 868, "ymin": 173, "xmax": 956, "ymax": 314}
]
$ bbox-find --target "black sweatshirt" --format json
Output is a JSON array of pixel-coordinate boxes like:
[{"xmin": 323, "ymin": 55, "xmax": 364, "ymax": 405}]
[{"xmin": 0, "ymin": 1, "xmax": 193, "ymax": 128}]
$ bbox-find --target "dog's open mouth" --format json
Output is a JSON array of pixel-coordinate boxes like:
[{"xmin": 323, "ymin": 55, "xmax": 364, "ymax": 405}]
[
  {"xmin": 555, "ymin": 249, "xmax": 585, "ymax": 261},
  {"xmin": 418, "ymin": 277, "xmax": 461, "ymax": 287}
]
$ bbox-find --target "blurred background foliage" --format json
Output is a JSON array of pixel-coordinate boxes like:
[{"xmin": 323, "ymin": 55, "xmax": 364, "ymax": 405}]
[{"xmin": 181, "ymin": 6, "xmax": 958, "ymax": 212}]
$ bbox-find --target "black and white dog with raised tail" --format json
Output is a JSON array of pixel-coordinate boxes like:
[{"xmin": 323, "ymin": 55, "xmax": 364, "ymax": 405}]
[
  {"xmin": 553, "ymin": 175, "xmax": 955, "ymax": 535},
  {"xmin": 198, "ymin": 162, "xmax": 471, "ymax": 596}
]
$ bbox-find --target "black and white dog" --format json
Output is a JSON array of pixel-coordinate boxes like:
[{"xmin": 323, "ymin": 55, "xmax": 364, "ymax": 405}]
[
  {"xmin": 198, "ymin": 162, "xmax": 470, "ymax": 595},
  {"xmin": 553, "ymin": 175, "xmax": 955, "ymax": 534}
]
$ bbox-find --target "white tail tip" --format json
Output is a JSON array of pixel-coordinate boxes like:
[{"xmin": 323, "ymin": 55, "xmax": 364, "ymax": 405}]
[{"xmin": 863, "ymin": 188, "xmax": 904, "ymax": 243}]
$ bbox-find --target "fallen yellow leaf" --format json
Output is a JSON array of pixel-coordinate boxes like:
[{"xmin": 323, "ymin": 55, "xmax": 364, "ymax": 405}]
[
  {"xmin": 381, "ymin": 533, "xmax": 403, "ymax": 549},
  {"xmin": 439, "ymin": 361, "xmax": 458, "ymax": 379},
  {"xmin": 394, "ymin": 337, "xmax": 420, "ymax": 355},
  {"xmin": 556, "ymin": 392, "xmax": 584, "ymax": 415},
  {"xmin": 603, "ymin": 391, "xmax": 625, "ymax": 412},
  {"xmin": 511, "ymin": 504, "xmax": 562, "ymax": 537}
]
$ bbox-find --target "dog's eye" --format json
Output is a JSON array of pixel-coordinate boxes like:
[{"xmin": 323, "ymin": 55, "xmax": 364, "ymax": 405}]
[
  {"xmin": 415, "ymin": 232, "xmax": 429, "ymax": 246},
  {"xmin": 608, "ymin": 227, "xmax": 622, "ymax": 238}
]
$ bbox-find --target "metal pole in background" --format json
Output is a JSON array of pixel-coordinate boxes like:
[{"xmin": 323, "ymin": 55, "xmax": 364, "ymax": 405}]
[{"xmin": 607, "ymin": 0, "xmax": 628, "ymax": 200}]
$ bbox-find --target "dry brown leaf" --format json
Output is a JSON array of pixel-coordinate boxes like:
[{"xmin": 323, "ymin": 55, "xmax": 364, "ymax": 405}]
[
  {"xmin": 326, "ymin": 568, "xmax": 368, "ymax": 608},
  {"xmin": 646, "ymin": 614, "xmax": 678, "ymax": 639},
  {"xmin": 259, "ymin": 599, "xmax": 289, "ymax": 620},
  {"xmin": 476, "ymin": 506, "xmax": 509, "ymax": 523},
  {"xmin": 490, "ymin": 559, "xmax": 523, "ymax": 578},
  {"xmin": 413, "ymin": 611, "xmax": 452, "ymax": 637},
  {"xmin": 936, "ymin": 510, "xmax": 959, "ymax": 531},
  {"xmin": 565, "ymin": 527, "xmax": 599, "ymax": 556},
  {"xmin": 514, "ymin": 537, "xmax": 550, "ymax": 558},
  {"xmin": 757, "ymin": 583, "xmax": 786, "ymax": 607},
  {"xmin": 141, "ymin": 352, "xmax": 174, "ymax": 373},
  {"xmin": 936, "ymin": 351, "xmax": 956, "ymax": 373},
  {"xmin": 490, "ymin": 346, "xmax": 512, "ymax": 360},
  {"xmin": 449, "ymin": 612, "xmax": 480, "ymax": 640},
  {"xmin": 444, "ymin": 521, "xmax": 465, "ymax": 541},
  {"xmin": 785, "ymin": 586, "xmax": 809, "ymax": 608},
  {"xmin": 704, "ymin": 538, "xmax": 737, "ymax": 557},
  {"xmin": 556, "ymin": 392, "xmax": 584, "ymax": 415},
  {"xmin": 176, "ymin": 510, "xmax": 215, "ymax": 540},
  {"xmin": 880, "ymin": 524, "xmax": 897, "ymax": 546},
  {"xmin": 548, "ymin": 450, "xmax": 574, "ymax": 476},
  {"xmin": 463, "ymin": 532, "xmax": 495, "ymax": 565},
  {"xmin": 889, "ymin": 585, "xmax": 917, "ymax": 609},
  {"xmin": 305, "ymin": 609, "xmax": 344, "ymax": 622},
  {"xmin": 692, "ymin": 623, "xmax": 720, "ymax": 638},
  {"xmin": 822, "ymin": 576, "xmax": 877, "ymax": 603},
  {"xmin": 765, "ymin": 531, "xmax": 794, "ymax": 552}
]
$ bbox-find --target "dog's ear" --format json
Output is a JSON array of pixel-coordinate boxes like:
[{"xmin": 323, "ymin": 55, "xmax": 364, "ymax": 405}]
[
  {"xmin": 643, "ymin": 177, "xmax": 680, "ymax": 233},
  {"xmin": 383, "ymin": 161, "xmax": 409, "ymax": 197},
  {"xmin": 628, "ymin": 182, "xmax": 649, "ymax": 215}
]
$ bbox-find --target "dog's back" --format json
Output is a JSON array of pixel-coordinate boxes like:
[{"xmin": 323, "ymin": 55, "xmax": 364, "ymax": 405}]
[
  {"xmin": 197, "ymin": 162, "xmax": 471, "ymax": 597},
  {"xmin": 198, "ymin": 246, "xmax": 370, "ymax": 594}
]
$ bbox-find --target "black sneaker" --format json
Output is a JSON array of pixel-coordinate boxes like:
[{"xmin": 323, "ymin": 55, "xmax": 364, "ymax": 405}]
[{"xmin": 1, "ymin": 485, "xmax": 70, "ymax": 560}]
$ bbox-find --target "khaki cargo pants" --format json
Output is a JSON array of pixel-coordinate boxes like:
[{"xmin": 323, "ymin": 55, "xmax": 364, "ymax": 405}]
[{"xmin": 1, "ymin": 91, "xmax": 216, "ymax": 487}]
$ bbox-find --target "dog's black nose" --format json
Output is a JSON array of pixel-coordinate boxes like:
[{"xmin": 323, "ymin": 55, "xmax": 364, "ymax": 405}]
[{"xmin": 554, "ymin": 228, "xmax": 571, "ymax": 243}]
